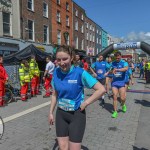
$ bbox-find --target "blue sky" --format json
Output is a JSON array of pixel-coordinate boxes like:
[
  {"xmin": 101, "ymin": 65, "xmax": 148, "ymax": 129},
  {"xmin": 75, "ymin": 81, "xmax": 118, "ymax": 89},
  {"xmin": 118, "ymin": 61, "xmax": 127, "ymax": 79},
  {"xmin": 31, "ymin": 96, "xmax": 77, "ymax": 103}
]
[{"xmin": 74, "ymin": 0, "xmax": 150, "ymax": 42}]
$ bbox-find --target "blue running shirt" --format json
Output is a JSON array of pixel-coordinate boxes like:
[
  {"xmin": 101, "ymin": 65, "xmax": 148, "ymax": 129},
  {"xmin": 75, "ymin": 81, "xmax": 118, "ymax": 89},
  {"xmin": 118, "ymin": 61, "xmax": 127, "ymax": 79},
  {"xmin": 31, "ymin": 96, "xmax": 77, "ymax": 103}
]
[
  {"xmin": 91, "ymin": 61, "xmax": 109, "ymax": 79},
  {"xmin": 112, "ymin": 59, "xmax": 128, "ymax": 86},
  {"xmin": 51, "ymin": 66, "xmax": 98, "ymax": 111}
]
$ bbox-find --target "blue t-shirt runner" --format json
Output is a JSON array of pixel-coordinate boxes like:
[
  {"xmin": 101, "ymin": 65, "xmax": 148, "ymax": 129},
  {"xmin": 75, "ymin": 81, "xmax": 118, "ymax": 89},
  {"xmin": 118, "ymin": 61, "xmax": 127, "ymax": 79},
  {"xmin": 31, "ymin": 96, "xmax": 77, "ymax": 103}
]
[
  {"xmin": 91, "ymin": 61, "xmax": 109, "ymax": 80},
  {"xmin": 111, "ymin": 59, "xmax": 128, "ymax": 88},
  {"xmin": 51, "ymin": 66, "xmax": 98, "ymax": 111}
]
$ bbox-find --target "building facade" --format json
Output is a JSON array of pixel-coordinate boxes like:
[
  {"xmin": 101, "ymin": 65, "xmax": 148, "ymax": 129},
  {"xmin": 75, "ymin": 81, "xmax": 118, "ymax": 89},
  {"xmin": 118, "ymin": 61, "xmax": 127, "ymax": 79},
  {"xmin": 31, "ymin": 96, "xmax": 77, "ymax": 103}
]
[
  {"xmin": 95, "ymin": 24, "xmax": 102, "ymax": 54},
  {"xmin": 107, "ymin": 34, "xmax": 113, "ymax": 46},
  {"xmin": 0, "ymin": 0, "xmax": 111, "ymax": 55},
  {"xmin": 84, "ymin": 17, "xmax": 96, "ymax": 56},
  {"xmin": 20, "ymin": 0, "xmax": 52, "ymax": 44},
  {"xmin": 101, "ymin": 29, "xmax": 108, "ymax": 50},
  {"xmin": 0, "ymin": 0, "xmax": 20, "ymax": 55},
  {"xmin": 51, "ymin": 0, "xmax": 73, "ymax": 46},
  {"xmin": 73, "ymin": 2, "xmax": 85, "ymax": 51}
]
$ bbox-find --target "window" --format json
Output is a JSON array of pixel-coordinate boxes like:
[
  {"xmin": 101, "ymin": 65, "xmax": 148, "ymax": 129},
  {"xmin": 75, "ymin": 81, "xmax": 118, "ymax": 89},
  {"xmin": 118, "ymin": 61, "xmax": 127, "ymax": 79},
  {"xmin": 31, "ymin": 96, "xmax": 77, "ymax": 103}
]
[
  {"xmin": 86, "ymin": 22, "xmax": 88, "ymax": 28},
  {"xmin": 90, "ymin": 33, "xmax": 92, "ymax": 41},
  {"xmin": 97, "ymin": 38, "xmax": 98, "ymax": 44},
  {"xmin": 97, "ymin": 30, "xmax": 98, "ymax": 34},
  {"xmin": 86, "ymin": 32, "xmax": 88, "ymax": 40},
  {"xmin": 99, "ymin": 31, "xmax": 101, "ymax": 35},
  {"xmin": 93, "ymin": 26, "xmax": 95, "ymax": 32},
  {"xmin": 81, "ymin": 39, "xmax": 84, "ymax": 50},
  {"xmin": 93, "ymin": 35, "xmax": 95, "ymax": 42},
  {"xmin": 75, "ymin": 21, "xmax": 78, "ymax": 31},
  {"xmin": 57, "ymin": 0, "xmax": 60, "ymax": 5},
  {"xmin": 43, "ymin": 2, "xmax": 48, "ymax": 17},
  {"xmin": 81, "ymin": 14, "xmax": 84, "ymax": 20},
  {"xmin": 86, "ymin": 46, "xmax": 89, "ymax": 51},
  {"xmin": 66, "ymin": 16, "xmax": 69, "ymax": 26},
  {"xmin": 44, "ymin": 25, "xmax": 48, "ymax": 43},
  {"xmin": 75, "ymin": 9, "xmax": 78, "ymax": 16},
  {"xmin": 99, "ymin": 39, "xmax": 101, "ymax": 44},
  {"xmin": 57, "ymin": 30, "xmax": 61, "ymax": 45},
  {"xmin": 66, "ymin": 34, "xmax": 69, "ymax": 45},
  {"xmin": 3, "ymin": 12, "xmax": 10, "ymax": 35},
  {"xmin": 28, "ymin": 0, "xmax": 34, "ymax": 11},
  {"xmin": 57, "ymin": 11, "xmax": 61, "ymax": 23},
  {"xmin": 97, "ymin": 48, "xmax": 99, "ymax": 54},
  {"xmin": 81, "ymin": 25, "xmax": 84, "ymax": 33},
  {"xmin": 90, "ymin": 25, "xmax": 92, "ymax": 30},
  {"xmin": 75, "ymin": 36, "xmax": 78, "ymax": 49},
  {"xmin": 66, "ymin": 2, "xmax": 69, "ymax": 11},
  {"xmin": 28, "ymin": 20, "xmax": 34, "ymax": 40}
]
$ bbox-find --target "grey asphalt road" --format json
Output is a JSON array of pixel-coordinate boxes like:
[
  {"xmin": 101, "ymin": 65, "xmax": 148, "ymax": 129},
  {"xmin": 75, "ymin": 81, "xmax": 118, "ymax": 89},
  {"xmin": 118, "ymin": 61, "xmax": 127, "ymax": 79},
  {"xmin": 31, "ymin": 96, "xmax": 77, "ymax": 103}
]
[{"xmin": 0, "ymin": 77, "xmax": 149, "ymax": 150}]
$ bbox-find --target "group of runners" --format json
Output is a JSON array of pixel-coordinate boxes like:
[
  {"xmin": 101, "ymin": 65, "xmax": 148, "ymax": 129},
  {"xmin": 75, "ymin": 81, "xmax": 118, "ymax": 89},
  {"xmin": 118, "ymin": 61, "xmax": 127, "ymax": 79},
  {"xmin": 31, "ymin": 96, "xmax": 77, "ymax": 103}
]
[
  {"xmin": 48, "ymin": 45, "xmax": 138, "ymax": 150},
  {"xmin": 90, "ymin": 52, "xmax": 135, "ymax": 118},
  {"xmin": 0, "ymin": 45, "xmax": 139, "ymax": 150}
]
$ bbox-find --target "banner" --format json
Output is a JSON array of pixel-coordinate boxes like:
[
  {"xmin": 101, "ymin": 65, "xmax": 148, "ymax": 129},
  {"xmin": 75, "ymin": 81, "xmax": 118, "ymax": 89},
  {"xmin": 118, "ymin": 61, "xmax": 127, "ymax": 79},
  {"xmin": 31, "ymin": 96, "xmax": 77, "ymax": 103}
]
[{"xmin": 113, "ymin": 42, "xmax": 141, "ymax": 50}]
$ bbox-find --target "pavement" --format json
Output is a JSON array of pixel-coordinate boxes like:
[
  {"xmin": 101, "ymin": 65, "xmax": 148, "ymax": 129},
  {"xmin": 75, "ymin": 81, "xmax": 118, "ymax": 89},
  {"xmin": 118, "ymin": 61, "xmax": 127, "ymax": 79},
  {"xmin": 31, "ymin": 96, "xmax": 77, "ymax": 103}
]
[{"xmin": 0, "ymin": 76, "xmax": 150, "ymax": 150}]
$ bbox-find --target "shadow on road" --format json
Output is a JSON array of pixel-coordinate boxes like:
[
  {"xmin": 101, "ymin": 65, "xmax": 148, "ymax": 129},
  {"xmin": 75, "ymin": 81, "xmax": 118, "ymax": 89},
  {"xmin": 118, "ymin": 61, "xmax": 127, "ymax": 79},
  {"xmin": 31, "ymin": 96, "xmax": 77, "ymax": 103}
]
[
  {"xmin": 133, "ymin": 145, "xmax": 149, "ymax": 150},
  {"xmin": 145, "ymin": 85, "xmax": 150, "ymax": 88},
  {"xmin": 52, "ymin": 139, "xmax": 89, "ymax": 150},
  {"xmin": 52, "ymin": 139, "xmax": 58, "ymax": 150},
  {"xmin": 81, "ymin": 145, "xmax": 89, "ymax": 150},
  {"xmin": 102, "ymin": 102, "xmax": 113, "ymax": 114},
  {"xmin": 134, "ymin": 99, "xmax": 150, "ymax": 107},
  {"xmin": 136, "ymin": 81, "xmax": 146, "ymax": 84}
]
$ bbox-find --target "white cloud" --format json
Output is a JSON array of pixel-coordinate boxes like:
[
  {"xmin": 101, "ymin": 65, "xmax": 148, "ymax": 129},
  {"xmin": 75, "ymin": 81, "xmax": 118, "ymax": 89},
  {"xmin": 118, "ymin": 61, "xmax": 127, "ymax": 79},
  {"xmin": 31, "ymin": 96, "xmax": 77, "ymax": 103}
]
[
  {"xmin": 122, "ymin": 32, "xmax": 150, "ymax": 44},
  {"xmin": 145, "ymin": 32, "xmax": 150, "ymax": 37}
]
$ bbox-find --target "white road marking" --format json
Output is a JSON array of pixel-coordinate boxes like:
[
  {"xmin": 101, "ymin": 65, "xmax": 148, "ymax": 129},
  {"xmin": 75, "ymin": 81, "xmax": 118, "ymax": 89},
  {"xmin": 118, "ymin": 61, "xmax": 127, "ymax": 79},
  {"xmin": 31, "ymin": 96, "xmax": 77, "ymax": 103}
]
[{"xmin": 3, "ymin": 101, "xmax": 51, "ymax": 123}]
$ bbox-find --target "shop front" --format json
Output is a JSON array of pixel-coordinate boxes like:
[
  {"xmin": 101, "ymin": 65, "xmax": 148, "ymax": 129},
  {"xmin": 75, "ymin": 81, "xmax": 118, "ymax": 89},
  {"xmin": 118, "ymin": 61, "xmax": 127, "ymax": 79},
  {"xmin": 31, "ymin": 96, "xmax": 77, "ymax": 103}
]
[{"xmin": 0, "ymin": 42, "xmax": 19, "ymax": 56}]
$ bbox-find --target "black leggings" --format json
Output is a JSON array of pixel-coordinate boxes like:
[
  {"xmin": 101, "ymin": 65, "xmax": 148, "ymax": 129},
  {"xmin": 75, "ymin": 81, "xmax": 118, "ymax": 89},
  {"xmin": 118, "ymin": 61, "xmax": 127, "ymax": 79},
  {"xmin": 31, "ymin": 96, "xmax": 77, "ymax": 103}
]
[{"xmin": 56, "ymin": 108, "xmax": 86, "ymax": 143}]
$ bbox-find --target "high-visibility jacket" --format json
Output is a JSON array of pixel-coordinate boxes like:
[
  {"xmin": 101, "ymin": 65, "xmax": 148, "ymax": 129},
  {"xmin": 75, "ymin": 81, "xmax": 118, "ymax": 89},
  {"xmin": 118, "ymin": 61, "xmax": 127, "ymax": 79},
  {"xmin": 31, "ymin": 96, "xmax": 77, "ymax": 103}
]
[
  {"xmin": 144, "ymin": 62, "xmax": 150, "ymax": 71},
  {"xmin": 19, "ymin": 64, "xmax": 30, "ymax": 86},
  {"xmin": 29, "ymin": 59, "xmax": 40, "ymax": 78}
]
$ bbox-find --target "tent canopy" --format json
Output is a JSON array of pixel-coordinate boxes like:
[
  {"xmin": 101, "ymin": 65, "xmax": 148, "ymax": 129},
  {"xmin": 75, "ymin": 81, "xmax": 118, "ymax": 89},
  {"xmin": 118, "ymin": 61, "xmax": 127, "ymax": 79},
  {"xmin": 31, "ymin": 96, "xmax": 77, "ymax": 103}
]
[{"xmin": 4, "ymin": 44, "xmax": 52, "ymax": 65}]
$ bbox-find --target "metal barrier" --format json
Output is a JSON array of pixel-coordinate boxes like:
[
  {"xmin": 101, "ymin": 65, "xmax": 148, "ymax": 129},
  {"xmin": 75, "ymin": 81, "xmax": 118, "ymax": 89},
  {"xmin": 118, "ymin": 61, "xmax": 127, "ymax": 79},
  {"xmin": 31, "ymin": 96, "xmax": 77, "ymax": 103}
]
[
  {"xmin": 4, "ymin": 65, "xmax": 45, "ymax": 90},
  {"xmin": 5, "ymin": 65, "xmax": 20, "ymax": 89}
]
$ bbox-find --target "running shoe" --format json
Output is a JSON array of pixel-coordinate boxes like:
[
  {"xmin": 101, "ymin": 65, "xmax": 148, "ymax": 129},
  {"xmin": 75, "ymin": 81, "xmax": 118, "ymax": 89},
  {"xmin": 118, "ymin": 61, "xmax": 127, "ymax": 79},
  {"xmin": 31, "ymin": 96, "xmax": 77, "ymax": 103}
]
[
  {"xmin": 111, "ymin": 111, "xmax": 118, "ymax": 118},
  {"xmin": 122, "ymin": 104, "xmax": 127, "ymax": 113},
  {"xmin": 127, "ymin": 86, "xmax": 131, "ymax": 90}
]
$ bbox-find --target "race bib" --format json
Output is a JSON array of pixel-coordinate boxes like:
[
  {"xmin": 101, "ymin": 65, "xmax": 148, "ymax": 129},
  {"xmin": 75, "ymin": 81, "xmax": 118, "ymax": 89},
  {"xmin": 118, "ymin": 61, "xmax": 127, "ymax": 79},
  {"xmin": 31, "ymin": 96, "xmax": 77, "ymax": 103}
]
[
  {"xmin": 114, "ymin": 72, "xmax": 122, "ymax": 77},
  {"xmin": 97, "ymin": 69, "xmax": 103, "ymax": 74},
  {"xmin": 58, "ymin": 98, "xmax": 75, "ymax": 111}
]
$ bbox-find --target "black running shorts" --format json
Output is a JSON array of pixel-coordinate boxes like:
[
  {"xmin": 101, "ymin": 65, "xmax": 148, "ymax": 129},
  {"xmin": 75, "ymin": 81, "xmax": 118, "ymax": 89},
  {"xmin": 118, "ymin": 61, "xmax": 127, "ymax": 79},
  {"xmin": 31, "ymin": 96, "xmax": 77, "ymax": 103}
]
[
  {"xmin": 56, "ymin": 107, "xmax": 86, "ymax": 143},
  {"xmin": 98, "ymin": 78, "xmax": 106, "ymax": 85}
]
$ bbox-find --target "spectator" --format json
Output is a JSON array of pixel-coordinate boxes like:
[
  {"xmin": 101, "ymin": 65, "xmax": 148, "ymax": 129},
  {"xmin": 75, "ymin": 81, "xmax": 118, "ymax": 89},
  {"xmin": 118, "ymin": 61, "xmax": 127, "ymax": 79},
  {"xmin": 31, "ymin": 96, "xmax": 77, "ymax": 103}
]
[
  {"xmin": 43, "ymin": 56, "xmax": 55, "ymax": 98},
  {"xmin": 0, "ymin": 54, "xmax": 8, "ymax": 106}
]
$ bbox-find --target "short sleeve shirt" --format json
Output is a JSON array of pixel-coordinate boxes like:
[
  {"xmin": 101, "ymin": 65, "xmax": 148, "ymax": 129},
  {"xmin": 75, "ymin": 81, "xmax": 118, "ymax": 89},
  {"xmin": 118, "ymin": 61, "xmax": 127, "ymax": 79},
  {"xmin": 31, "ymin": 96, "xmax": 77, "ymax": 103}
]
[
  {"xmin": 46, "ymin": 61, "xmax": 55, "ymax": 74},
  {"xmin": 51, "ymin": 66, "xmax": 98, "ymax": 90}
]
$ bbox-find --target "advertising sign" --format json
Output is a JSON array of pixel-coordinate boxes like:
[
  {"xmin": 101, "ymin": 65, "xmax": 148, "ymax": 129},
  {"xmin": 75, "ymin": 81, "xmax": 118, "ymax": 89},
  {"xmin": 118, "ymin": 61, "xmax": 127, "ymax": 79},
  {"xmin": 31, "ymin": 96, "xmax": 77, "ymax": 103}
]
[{"xmin": 113, "ymin": 42, "xmax": 141, "ymax": 50}]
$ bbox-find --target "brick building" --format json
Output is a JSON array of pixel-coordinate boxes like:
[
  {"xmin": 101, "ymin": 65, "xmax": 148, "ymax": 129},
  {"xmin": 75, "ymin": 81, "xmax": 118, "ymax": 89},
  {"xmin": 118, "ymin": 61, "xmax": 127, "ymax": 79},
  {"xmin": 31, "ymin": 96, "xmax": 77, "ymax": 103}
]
[
  {"xmin": 85, "ymin": 17, "xmax": 96, "ymax": 56},
  {"xmin": 51, "ymin": 0, "xmax": 73, "ymax": 46},
  {"xmin": 73, "ymin": 2, "xmax": 85, "ymax": 51},
  {"xmin": 20, "ymin": 0, "xmax": 52, "ymax": 44}
]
